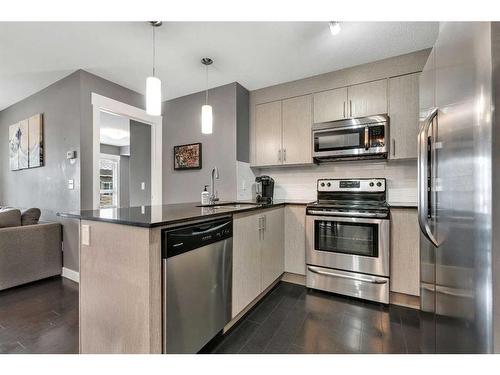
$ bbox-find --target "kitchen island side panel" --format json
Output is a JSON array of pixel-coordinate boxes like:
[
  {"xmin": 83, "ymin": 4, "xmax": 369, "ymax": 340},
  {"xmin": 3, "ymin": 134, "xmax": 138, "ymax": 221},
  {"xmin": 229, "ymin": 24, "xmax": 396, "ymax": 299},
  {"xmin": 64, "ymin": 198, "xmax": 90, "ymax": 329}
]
[{"xmin": 79, "ymin": 220, "xmax": 161, "ymax": 353}]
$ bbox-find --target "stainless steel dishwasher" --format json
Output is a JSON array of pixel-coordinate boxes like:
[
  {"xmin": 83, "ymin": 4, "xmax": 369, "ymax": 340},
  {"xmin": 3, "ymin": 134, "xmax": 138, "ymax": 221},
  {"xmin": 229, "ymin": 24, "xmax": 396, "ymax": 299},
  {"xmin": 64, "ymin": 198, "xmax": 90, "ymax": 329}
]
[{"xmin": 162, "ymin": 217, "xmax": 233, "ymax": 354}]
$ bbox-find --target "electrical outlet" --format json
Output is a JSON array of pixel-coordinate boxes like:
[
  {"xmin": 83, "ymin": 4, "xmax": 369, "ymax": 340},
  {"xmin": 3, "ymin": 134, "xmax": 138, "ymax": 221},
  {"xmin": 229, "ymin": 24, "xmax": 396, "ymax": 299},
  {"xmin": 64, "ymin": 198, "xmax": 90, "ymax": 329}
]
[
  {"xmin": 141, "ymin": 182, "xmax": 146, "ymax": 190},
  {"xmin": 68, "ymin": 179, "xmax": 74, "ymax": 190},
  {"xmin": 81, "ymin": 225, "xmax": 90, "ymax": 246}
]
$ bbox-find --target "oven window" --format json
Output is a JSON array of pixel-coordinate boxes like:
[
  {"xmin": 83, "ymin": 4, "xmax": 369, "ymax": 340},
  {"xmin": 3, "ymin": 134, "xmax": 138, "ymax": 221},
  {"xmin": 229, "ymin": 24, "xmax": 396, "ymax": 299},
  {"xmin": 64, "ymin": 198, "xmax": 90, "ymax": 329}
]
[
  {"xmin": 314, "ymin": 220, "xmax": 379, "ymax": 257},
  {"xmin": 314, "ymin": 128, "xmax": 364, "ymax": 152}
]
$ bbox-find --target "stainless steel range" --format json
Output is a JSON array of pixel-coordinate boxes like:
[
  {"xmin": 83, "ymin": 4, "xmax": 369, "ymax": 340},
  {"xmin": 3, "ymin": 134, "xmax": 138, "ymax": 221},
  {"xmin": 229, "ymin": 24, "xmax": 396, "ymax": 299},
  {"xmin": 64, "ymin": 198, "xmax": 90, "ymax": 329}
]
[{"xmin": 306, "ymin": 178, "xmax": 390, "ymax": 304}]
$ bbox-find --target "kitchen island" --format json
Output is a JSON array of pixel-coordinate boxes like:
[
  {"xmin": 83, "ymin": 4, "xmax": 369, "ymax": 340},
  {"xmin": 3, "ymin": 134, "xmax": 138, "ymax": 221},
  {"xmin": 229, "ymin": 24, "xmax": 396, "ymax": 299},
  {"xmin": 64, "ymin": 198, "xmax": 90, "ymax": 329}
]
[{"xmin": 59, "ymin": 200, "xmax": 310, "ymax": 354}]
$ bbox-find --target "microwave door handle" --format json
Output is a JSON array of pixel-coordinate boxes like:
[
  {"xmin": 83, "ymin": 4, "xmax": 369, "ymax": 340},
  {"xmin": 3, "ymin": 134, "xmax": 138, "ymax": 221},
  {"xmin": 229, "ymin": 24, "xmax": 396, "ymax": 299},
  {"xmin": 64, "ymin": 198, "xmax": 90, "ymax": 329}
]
[
  {"xmin": 364, "ymin": 126, "xmax": 369, "ymax": 150},
  {"xmin": 418, "ymin": 107, "xmax": 439, "ymax": 247}
]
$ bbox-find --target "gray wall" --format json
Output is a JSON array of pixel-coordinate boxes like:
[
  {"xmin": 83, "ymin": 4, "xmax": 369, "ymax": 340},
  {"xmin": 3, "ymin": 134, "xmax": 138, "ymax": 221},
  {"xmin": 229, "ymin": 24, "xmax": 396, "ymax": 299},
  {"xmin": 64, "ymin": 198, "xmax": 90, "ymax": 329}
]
[
  {"xmin": 0, "ymin": 69, "xmax": 146, "ymax": 273},
  {"xmin": 236, "ymin": 83, "xmax": 250, "ymax": 163},
  {"xmin": 162, "ymin": 83, "xmax": 240, "ymax": 204},
  {"xmin": 129, "ymin": 120, "xmax": 151, "ymax": 206},
  {"xmin": 0, "ymin": 71, "xmax": 81, "ymax": 272}
]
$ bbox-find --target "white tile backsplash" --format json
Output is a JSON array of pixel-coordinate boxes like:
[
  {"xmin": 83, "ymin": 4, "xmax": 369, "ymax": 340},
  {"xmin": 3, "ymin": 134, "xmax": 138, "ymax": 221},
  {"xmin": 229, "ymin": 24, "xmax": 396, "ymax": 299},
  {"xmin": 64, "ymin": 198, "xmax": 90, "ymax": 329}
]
[{"xmin": 248, "ymin": 159, "xmax": 417, "ymax": 204}]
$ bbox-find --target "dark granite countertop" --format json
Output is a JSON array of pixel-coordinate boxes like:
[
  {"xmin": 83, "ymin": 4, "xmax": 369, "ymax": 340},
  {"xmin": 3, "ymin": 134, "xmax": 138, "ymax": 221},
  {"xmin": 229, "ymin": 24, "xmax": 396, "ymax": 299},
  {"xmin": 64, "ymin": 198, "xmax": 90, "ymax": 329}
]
[{"xmin": 58, "ymin": 199, "xmax": 312, "ymax": 228}]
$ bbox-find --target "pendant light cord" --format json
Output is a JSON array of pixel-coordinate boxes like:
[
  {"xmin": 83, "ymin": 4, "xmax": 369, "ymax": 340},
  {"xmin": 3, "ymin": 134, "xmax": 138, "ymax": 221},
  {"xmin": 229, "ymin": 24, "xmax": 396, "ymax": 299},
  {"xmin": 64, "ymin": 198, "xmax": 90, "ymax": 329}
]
[
  {"xmin": 152, "ymin": 25, "xmax": 156, "ymax": 77},
  {"xmin": 205, "ymin": 65, "xmax": 209, "ymax": 105}
]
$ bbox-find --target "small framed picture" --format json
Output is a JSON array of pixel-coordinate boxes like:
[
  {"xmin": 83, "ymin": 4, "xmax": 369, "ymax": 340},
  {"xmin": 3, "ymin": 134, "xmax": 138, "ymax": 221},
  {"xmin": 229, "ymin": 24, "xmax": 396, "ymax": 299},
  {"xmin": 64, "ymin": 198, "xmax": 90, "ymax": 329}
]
[{"xmin": 174, "ymin": 142, "xmax": 202, "ymax": 170}]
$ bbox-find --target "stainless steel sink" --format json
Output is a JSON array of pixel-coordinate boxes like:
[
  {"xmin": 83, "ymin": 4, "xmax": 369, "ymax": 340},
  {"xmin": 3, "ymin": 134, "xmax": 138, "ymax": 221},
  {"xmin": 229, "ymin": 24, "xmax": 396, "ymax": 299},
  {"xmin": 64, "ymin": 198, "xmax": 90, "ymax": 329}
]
[{"xmin": 196, "ymin": 202, "xmax": 260, "ymax": 209}]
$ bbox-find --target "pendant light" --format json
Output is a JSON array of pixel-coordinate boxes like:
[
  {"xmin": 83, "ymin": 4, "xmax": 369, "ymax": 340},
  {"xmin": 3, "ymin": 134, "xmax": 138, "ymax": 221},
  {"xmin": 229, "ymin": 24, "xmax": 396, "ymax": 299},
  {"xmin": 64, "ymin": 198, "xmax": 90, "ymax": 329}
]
[
  {"xmin": 146, "ymin": 21, "xmax": 162, "ymax": 116},
  {"xmin": 201, "ymin": 57, "xmax": 213, "ymax": 134}
]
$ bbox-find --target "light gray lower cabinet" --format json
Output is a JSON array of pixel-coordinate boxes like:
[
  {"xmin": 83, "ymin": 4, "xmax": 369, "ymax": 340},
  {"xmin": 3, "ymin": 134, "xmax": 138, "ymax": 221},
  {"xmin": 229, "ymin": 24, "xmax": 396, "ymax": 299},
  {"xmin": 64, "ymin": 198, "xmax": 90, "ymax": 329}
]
[
  {"xmin": 261, "ymin": 207, "xmax": 285, "ymax": 288},
  {"xmin": 390, "ymin": 208, "xmax": 420, "ymax": 296},
  {"xmin": 284, "ymin": 205, "xmax": 306, "ymax": 275},
  {"xmin": 388, "ymin": 73, "xmax": 420, "ymax": 160},
  {"xmin": 232, "ymin": 207, "xmax": 284, "ymax": 318}
]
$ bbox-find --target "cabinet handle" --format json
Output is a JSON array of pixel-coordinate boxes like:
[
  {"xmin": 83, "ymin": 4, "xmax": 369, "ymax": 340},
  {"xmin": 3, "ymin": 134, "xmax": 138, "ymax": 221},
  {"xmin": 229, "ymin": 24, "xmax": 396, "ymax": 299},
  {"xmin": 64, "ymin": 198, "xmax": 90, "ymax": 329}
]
[
  {"xmin": 283, "ymin": 148, "xmax": 286, "ymax": 162},
  {"xmin": 392, "ymin": 139, "xmax": 396, "ymax": 157},
  {"xmin": 278, "ymin": 149, "xmax": 281, "ymax": 163},
  {"xmin": 343, "ymin": 101, "xmax": 346, "ymax": 118},
  {"xmin": 349, "ymin": 100, "xmax": 353, "ymax": 117}
]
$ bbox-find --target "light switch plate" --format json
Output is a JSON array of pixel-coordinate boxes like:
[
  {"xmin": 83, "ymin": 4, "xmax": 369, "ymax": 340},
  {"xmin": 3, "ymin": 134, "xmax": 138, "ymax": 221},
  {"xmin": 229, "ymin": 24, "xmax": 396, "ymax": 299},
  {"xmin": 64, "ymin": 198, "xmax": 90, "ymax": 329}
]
[
  {"xmin": 81, "ymin": 225, "xmax": 90, "ymax": 246},
  {"xmin": 141, "ymin": 182, "xmax": 146, "ymax": 190}
]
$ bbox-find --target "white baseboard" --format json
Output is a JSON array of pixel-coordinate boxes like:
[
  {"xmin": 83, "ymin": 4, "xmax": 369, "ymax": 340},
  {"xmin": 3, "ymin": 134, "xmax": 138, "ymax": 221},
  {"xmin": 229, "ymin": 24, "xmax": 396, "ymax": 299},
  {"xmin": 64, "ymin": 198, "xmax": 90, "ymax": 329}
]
[{"xmin": 62, "ymin": 267, "xmax": 80, "ymax": 283}]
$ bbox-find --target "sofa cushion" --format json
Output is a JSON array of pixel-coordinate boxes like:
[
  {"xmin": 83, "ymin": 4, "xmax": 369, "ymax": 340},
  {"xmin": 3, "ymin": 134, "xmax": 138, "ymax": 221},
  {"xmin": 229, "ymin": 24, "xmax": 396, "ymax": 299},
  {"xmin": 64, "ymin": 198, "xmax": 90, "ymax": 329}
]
[
  {"xmin": 21, "ymin": 208, "xmax": 41, "ymax": 226},
  {"xmin": 0, "ymin": 209, "xmax": 22, "ymax": 228}
]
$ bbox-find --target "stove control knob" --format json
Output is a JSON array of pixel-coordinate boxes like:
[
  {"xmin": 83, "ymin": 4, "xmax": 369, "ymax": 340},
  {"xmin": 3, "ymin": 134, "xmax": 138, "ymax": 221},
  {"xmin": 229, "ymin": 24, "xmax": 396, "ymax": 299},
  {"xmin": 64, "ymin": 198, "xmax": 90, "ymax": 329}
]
[
  {"xmin": 320, "ymin": 182, "xmax": 325, "ymax": 187},
  {"xmin": 376, "ymin": 182, "xmax": 382, "ymax": 187},
  {"xmin": 369, "ymin": 182, "xmax": 374, "ymax": 187},
  {"xmin": 327, "ymin": 182, "xmax": 331, "ymax": 187}
]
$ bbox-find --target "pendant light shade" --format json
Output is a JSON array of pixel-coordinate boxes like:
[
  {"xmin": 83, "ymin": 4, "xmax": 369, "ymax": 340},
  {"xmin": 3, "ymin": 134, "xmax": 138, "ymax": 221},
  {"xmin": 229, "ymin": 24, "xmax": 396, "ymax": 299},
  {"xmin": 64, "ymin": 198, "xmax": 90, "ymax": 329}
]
[
  {"xmin": 201, "ymin": 104, "xmax": 213, "ymax": 134},
  {"xmin": 146, "ymin": 76, "xmax": 161, "ymax": 116},
  {"xmin": 146, "ymin": 21, "xmax": 162, "ymax": 116},
  {"xmin": 201, "ymin": 57, "xmax": 213, "ymax": 134}
]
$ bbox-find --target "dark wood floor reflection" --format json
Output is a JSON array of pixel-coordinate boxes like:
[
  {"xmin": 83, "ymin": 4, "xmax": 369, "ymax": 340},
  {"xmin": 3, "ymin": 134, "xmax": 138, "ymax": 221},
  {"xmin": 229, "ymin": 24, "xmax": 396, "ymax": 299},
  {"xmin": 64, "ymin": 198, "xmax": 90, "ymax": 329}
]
[
  {"xmin": 1, "ymin": 277, "xmax": 424, "ymax": 354},
  {"xmin": 0, "ymin": 276, "xmax": 78, "ymax": 354},
  {"xmin": 209, "ymin": 281, "xmax": 424, "ymax": 354}
]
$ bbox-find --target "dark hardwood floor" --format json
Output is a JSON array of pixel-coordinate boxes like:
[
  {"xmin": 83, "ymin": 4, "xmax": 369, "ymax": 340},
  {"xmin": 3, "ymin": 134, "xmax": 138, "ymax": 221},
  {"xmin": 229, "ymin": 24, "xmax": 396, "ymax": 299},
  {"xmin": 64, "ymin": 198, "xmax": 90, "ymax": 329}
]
[
  {"xmin": 1, "ymin": 277, "xmax": 424, "ymax": 354},
  {"xmin": 208, "ymin": 282, "xmax": 425, "ymax": 354},
  {"xmin": 0, "ymin": 276, "xmax": 78, "ymax": 354}
]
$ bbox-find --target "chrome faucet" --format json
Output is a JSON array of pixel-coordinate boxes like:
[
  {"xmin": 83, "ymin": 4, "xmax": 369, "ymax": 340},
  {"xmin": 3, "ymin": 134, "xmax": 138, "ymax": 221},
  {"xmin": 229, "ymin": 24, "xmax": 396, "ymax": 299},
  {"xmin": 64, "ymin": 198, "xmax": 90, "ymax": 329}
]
[{"xmin": 210, "ymin": 167, "xmax": 220, "ymax": 204}]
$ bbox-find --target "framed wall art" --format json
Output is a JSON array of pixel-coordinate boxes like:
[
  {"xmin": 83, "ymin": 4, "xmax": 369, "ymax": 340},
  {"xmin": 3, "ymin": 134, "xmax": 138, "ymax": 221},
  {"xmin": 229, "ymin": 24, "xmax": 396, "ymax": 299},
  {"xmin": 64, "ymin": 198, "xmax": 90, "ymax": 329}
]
[
  {"xmin": 9, "ymin": 113, "xmax": 44, "ymax": 171},
  {"xmin": 173, "ymin": 142, "xmax": 202, "ymax": 170}
]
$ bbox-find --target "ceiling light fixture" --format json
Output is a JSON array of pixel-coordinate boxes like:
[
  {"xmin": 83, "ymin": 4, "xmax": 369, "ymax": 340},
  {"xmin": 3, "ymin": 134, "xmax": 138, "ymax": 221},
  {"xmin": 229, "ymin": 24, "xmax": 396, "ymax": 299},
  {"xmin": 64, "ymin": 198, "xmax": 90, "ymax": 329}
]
[
  {"xmin": 146, "ymin": 21, "xmax": 162, "ymax": 116},
  {"xmin": 201, "ymin": 57, "xmax": 213, "ymax": 134},
  {"xmin": 329, "ymin": 21, "xmax": 341, "ymax": 36}
]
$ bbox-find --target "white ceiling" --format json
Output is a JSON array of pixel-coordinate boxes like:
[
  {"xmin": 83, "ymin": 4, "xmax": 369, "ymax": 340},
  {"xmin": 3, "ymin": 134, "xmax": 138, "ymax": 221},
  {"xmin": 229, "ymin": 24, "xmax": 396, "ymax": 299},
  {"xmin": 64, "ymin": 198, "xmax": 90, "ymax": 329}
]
[
  {"xmin": 0, "ymin": 22, "xmax": 439, "ymax": 111},
  {"xmin": 99, "ymin": 111, "xmax": 130, "ymax": 147}
]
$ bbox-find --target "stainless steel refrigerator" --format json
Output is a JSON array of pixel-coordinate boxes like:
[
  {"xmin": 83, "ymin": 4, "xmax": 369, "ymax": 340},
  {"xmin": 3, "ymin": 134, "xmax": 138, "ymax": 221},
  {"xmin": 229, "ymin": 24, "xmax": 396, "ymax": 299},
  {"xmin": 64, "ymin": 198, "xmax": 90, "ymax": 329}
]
[{"xmin": 418, "ymin": 22, "xmax": 500, "ymax": 353}]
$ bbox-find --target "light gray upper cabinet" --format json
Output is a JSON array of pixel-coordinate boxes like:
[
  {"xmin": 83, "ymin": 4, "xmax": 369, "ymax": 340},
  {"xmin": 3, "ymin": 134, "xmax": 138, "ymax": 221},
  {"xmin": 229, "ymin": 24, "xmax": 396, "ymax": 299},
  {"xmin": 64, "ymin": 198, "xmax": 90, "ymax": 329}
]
[
  {"xmin": 313, "ymin": 87, "xmax": 347, "ymax": 123},
  {"xmin": 348, "ymin": 79, "xmax": 388, "ymax": 118},
  {"xmin": 254, "ymin": 101, "xmax": 282, "ymax": 167},
  {"xmin": 253, "ymin": 95, "xmax": 313, "ymax": 167},
  {"xmin": 282, "ymin": 95, "xmax": 313, "ymax": 165},
  {"xmin": 388, "ymin": 73, "xmax": 420, "ymax": 160}
]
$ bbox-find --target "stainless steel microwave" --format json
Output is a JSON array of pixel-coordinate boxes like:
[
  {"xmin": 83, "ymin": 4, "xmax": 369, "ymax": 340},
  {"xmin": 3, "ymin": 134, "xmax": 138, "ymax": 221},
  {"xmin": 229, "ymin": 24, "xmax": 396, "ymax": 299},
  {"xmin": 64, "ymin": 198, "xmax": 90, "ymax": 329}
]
[{"xmin": 312, "ymin": 115, "xmax": 389, "ymax": 162}]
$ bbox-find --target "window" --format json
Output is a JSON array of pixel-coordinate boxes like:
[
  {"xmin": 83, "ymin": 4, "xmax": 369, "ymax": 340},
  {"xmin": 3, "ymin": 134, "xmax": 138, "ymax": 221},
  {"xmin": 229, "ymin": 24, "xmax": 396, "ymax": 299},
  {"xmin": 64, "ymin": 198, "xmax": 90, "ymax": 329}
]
[{"xmin": 99, "ymin": 156, "xmax": 119, "ymax": 208}]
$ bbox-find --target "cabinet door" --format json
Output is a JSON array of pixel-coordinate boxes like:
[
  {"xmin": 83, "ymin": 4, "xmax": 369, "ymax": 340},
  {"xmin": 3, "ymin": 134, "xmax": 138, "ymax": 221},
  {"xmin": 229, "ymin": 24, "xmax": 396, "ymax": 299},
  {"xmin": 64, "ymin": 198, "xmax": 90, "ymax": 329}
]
[
  {"xmin": 390, "ymin": 208, "xmax": 420, "ymax": 296},
  {"xmin": 254, "ymin": 101, "xmax": 283, "ymax": 166},
  {"xmin": 232, "ymin": 212, "xmax": 262, "ymax": 318},
  {"xmin": 261, "ymin": 208, "xmax": 285, "ymax": 290},
  {"xmin": 348, "ymin": 79, "xmax": 387, "ymax": 118},
  {"xmin": 284, "ymin": 205, "xmax": 306, "ymax": 275},
  {"xmin": 313, "ymin": 87, "xmax": 348, "ymax": 123},
  {"xmin": 389, "ymin": 73, "xmax": 420, "ymax": 160},
  {"xmin": 282, "ymin": 95, "xmax": 313, "ymax": 165}
]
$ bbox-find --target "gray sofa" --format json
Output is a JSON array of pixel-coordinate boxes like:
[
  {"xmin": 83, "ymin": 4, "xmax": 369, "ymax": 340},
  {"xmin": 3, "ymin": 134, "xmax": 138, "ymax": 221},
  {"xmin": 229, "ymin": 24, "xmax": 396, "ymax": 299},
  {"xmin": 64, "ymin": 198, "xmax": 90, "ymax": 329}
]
[{"xmin": 0, "ymin": 217, "xmax": 62, "ymax": 291}]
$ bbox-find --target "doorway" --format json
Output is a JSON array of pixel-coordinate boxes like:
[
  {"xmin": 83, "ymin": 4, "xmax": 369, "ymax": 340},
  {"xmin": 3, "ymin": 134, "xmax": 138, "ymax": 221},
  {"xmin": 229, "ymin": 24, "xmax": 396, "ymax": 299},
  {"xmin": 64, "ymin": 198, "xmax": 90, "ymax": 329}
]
[{"xmin": 92, "ymin": 93, "xmax": 162, "ymax": 209}]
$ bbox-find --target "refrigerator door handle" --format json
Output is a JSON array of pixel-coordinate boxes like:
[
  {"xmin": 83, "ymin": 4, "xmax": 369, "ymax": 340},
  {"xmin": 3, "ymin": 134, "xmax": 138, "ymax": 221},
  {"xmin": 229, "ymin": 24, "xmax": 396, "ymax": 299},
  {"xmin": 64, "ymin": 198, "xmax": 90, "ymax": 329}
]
[{"xmin": 418, "ymin": 107, "xmax": 439, "ymax": 247}]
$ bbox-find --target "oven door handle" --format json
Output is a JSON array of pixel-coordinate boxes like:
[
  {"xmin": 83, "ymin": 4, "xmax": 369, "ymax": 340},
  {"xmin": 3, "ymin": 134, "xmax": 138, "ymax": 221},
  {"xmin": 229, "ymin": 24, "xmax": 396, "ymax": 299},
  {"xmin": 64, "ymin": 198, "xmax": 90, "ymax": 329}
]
[
  {"xmin": 307, "ymin": 266, "xmax": 388, "ymax": 285},
  {"xmin": 307, "ymin": 210, "xmax": 382, "ymax": 218}
]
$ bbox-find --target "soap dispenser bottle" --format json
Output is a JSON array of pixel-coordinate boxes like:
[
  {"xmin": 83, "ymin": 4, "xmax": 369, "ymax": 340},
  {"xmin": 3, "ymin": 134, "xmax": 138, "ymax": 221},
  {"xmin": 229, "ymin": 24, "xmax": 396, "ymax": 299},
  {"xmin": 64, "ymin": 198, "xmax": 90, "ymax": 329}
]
[{"xmin": 201, "ymin": 185, "xmax": 210, "ymax": 205}]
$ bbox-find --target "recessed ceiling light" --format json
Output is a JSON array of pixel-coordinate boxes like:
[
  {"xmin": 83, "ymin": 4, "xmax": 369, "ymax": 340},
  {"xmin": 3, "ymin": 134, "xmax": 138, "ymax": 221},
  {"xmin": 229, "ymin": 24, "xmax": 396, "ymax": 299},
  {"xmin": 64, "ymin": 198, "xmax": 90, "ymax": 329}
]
[{"xmin": 329, "ymin": 21, "xmax": 341, "ymax": 36}]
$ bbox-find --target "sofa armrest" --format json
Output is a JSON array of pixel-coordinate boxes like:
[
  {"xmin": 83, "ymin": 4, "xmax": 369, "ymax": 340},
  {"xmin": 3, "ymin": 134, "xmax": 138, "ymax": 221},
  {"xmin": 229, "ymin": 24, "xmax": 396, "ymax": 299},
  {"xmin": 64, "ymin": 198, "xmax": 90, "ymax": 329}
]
[{"xmin": 0, "ymin": 222, "xmax": 62, "ymax": 290}]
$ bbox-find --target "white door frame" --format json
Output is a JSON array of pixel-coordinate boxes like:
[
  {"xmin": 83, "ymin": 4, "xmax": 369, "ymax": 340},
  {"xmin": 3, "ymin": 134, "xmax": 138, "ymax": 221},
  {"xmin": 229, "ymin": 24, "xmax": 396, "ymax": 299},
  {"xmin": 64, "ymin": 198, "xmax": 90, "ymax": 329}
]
[{"xmin": 92, "ymin": 93, "xmax": 162, "ymax": 209}]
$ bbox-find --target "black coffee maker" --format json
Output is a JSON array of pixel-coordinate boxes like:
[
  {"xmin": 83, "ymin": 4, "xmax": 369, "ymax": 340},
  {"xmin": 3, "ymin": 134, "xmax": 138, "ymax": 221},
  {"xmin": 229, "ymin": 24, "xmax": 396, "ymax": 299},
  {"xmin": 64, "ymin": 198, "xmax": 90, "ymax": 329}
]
[{"xmin": 255, "ymin": 175, "xmax": 275, "ymax": 203}]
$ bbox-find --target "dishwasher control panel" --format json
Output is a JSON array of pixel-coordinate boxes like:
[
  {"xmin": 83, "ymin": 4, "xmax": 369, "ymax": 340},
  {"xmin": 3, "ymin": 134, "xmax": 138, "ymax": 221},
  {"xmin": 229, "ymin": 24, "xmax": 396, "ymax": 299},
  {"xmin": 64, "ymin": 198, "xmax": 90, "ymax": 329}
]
[{"xmin": 162, "ymin": 217, "xmax": 233, "ymax": 258}]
